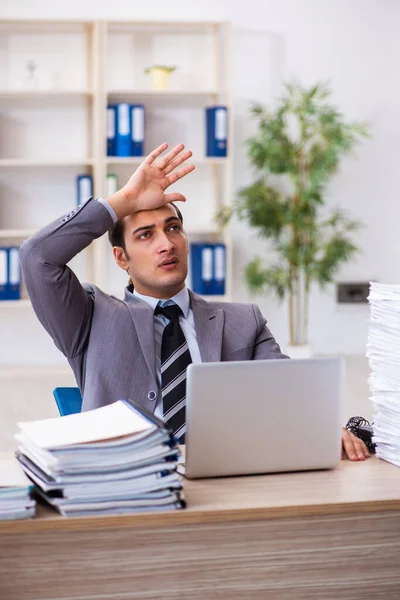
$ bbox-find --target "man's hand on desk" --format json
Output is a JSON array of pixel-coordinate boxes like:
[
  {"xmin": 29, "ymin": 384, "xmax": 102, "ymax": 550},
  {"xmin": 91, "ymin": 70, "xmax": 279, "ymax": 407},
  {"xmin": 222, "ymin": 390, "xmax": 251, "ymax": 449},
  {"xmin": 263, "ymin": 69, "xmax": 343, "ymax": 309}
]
[{"xmin": 341, "ymin": 427, "xmax": 370, "ymax": 461}]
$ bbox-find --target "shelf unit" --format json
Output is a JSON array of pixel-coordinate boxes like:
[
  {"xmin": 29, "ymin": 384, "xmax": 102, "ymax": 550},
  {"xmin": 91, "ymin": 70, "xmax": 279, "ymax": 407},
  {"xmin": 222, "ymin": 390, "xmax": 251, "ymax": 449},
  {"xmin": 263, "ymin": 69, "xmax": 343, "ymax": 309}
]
[{"xmin": 0, "ymin": 19, "xmax": 233, "ymax": 307}]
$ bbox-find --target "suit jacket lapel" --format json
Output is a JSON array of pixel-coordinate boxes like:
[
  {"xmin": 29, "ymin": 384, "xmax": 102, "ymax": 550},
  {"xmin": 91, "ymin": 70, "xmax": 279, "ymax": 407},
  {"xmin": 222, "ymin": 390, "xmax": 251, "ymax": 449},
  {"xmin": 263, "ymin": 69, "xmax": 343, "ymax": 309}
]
[
  {"xmin": 190, "ymin": 291, "xmax": 224, "ymax": 363},
  {"xmin": 124, "ymin": 294, "xmax": 157, "ymax": 380}
]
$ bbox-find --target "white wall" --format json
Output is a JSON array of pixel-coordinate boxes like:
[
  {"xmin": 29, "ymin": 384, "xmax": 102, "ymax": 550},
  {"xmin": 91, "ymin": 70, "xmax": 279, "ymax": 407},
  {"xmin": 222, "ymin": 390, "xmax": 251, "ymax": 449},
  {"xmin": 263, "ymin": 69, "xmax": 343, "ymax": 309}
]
[{"xmin": 1, "ymin": 0, "xmax": 399, "ymax": 363}]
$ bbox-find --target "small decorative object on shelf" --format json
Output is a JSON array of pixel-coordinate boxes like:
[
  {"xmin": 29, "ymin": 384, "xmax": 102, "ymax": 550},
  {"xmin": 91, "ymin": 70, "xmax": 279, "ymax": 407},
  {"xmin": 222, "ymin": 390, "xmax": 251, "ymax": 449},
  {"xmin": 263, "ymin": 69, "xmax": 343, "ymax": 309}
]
[
  {"xmin": 144, "ymin": 65, "xmax": 176, "ymax": 90},
  {"xmin": 24, "ymin": 60, "xmax": 39, "ymax": 89}
]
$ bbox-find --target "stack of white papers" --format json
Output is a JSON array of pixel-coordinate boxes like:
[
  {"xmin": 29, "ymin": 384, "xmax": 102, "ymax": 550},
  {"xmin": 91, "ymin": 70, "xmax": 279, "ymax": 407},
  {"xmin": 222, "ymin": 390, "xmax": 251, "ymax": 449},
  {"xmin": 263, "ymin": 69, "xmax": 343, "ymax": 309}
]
[
  {"xmin": 15, "ymin": 399, "xmax": 185, "ymax": 516},
  {"xmin": 0, "ymin": 454, "xmax": 36, "ymax": 520},
  {"xmin": 367, "ymin": 282, "xmax": 400, "ymax": 467}
]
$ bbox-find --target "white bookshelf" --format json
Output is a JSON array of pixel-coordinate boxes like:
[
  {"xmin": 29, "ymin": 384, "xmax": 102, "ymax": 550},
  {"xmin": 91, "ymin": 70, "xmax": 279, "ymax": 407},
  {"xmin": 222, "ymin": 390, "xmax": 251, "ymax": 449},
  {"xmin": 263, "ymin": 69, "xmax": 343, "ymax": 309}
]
[{"xmin": 0, "ymin": 19, "xmax": 233, "ymax": 308}]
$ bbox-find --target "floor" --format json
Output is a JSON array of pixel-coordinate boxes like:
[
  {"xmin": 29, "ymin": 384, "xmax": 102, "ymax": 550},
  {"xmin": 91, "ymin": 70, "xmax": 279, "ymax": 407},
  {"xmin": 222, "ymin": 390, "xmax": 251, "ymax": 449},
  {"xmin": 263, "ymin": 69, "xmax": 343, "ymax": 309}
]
[{"xmin": 0, "ymin": 356, "xmax": 373, "ymax": 452}]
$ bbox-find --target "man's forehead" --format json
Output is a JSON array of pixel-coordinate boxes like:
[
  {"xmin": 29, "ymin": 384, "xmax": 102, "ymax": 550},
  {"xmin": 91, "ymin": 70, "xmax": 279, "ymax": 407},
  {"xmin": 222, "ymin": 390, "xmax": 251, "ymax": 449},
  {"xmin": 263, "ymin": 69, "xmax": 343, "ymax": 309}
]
[{"xmin": 125, "ymin": 204, "xmax": 179, "ymax": 227}]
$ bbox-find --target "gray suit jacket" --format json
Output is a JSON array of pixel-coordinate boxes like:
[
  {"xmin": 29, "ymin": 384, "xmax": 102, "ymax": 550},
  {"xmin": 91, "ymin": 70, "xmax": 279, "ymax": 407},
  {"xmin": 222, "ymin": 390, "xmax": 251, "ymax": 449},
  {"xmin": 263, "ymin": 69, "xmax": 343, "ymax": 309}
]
[{"xmin": 20, "ymin": 198, "xmax": 288, "ymax": 413}]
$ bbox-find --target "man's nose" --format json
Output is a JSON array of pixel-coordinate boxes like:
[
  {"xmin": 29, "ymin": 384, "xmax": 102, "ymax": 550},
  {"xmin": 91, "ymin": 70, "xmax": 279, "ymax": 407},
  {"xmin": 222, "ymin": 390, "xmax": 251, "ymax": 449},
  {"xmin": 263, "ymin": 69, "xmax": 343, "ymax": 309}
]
[{"xmin": 158, "ymin": 232, "xmax": 175, "ymax": 253}]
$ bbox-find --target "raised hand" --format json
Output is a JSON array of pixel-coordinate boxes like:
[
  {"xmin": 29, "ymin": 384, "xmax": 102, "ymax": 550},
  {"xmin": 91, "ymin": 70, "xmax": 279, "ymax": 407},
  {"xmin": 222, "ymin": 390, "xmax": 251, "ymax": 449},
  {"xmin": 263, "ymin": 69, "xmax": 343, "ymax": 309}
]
[{"xmin": 107, "ymin": 143, "xmax": 195, "ymax": 220}]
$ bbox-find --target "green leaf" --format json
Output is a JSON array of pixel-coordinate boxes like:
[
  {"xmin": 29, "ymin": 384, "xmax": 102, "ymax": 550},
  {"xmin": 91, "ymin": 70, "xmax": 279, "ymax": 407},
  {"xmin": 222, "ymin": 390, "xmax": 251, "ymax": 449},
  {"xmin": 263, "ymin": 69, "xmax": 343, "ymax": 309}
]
[
  {"xmin": 235, "ymin": 179, "xmax": 289, "ymax": 240},
  {"xmin": 245, "ymin": 258, "xmax": 291, "ymax": 300}
]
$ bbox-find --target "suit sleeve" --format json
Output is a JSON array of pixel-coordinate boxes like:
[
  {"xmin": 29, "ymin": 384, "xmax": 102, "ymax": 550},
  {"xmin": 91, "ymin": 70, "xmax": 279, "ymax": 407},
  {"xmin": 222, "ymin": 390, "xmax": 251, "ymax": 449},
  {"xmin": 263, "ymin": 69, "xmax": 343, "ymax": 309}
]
[
  {"xmin": 19, "ymin": 198, "xmax": 114, "ymax": 359},
  {"xmin": 251, "ymin": 304, "xmax": 290, "ymax": 360}
]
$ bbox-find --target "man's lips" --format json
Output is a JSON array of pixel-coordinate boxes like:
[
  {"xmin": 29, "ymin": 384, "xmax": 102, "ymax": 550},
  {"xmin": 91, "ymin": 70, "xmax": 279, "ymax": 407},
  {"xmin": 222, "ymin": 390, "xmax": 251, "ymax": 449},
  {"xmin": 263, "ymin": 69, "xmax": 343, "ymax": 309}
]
[{"xmin": 159, "ymin": 257, "xmax": 179, "ymax": 269}]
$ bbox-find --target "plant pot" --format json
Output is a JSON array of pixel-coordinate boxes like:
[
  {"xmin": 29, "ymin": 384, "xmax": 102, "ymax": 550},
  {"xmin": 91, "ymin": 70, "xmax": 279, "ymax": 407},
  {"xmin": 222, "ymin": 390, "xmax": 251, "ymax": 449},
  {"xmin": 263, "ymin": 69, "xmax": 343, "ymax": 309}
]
[
  {"xmin": 286, "ymin": 344, "xmax": 312, "ymax": 359},
  {"xmin": 150, "ymin": 68, "xmax": 171, "ymax": 90}
]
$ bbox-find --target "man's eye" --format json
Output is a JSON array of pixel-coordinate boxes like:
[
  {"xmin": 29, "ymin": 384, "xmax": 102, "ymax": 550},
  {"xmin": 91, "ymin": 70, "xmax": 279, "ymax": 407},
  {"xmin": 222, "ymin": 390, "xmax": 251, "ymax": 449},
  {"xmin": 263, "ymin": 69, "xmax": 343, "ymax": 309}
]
[
  {"xmin": 169, "ymin": 225, "xmax": 181, "ymax": 232},
  {"xmin": 139, "ymin": 231, "xmax": 151, "ymax": 240}
]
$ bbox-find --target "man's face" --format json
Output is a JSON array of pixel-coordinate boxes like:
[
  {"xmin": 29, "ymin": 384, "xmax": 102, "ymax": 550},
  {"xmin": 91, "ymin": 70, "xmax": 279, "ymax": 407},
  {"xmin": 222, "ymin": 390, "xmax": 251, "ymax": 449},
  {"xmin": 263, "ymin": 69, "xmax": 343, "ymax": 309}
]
[{"xmin": 112, "ymin": 204, "xmax": 189, "ymax": 299}]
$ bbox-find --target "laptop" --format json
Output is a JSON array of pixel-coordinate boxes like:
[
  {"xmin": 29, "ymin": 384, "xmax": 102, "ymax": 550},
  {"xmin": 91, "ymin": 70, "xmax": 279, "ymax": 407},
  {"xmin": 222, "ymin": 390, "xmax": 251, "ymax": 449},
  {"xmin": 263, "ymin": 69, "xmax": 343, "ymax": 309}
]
[{"xmin": 181, "ymin": 357, "xmax": 345, "ymax": 479}]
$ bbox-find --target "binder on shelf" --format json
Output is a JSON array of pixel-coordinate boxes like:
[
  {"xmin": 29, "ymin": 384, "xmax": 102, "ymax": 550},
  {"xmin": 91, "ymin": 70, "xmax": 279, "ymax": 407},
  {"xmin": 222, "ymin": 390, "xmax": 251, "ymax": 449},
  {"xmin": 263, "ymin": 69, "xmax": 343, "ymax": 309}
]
[
  {"xmin": 0, "ymin": 247, "xmax": 7, "ymax": 301},
  {"xmin": 8, "ymin": 247, "xmax": 21, "ymax": 301},
  {"xmin": 76, "ymin": 174, "xmax": 93, "ymax": 206},
  {"xmin": 190, "ymin": 242, "xmax": 227, "ymax": 296},
  {"xmin": 213, "ymin": 243, "xmax": 226, "ymax": 295},
  {"xmin": 107, "ymin": 104, "xmax": 117, "ymax": 156},
  {"xmin": 190, "ymin": 243, "xmax": 214, "ymax": 295},
  {"xmin": 131, "ymin": 104, "xmax": 145, "ymax": 156},
  {"xmin": 106, "ymin": 173, "xmax": 118, "ymax": 196},
  {"xmin": 206, "ymin": 106, "xmax": 228, "ymax": 157},
  {"xmin": 116, "ymin": 103, "xmax": 132, "ymax": 157}
]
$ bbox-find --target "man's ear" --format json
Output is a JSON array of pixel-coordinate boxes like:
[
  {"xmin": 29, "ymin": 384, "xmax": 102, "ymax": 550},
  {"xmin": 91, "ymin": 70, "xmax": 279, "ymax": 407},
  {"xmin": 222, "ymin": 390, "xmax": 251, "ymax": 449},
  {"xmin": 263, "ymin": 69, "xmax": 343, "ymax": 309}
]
[{"xmin": 112, "ymin": 246, "xmax": 129, "ymax": 272}]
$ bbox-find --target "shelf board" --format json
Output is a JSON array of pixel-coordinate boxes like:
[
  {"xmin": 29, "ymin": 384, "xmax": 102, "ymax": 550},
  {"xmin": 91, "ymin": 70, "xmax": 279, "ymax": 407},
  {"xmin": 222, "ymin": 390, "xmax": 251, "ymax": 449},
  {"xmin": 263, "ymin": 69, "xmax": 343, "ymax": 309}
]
[
  {"xmin": 106, "ymin": 157, "xmax": 228, "ymax": 166},
  {"xmin": 0, "ymin": 159, "xmax": 95, "ymax": 168},
  {"xmin": 0, "ymin": 299, "xmax": 31, "ymax": 308},
  {"xmin": 107, "ymin": 20, "xmax": 223, "ymax": 28},
  {"xmin": 107, "ymin": 89, "xmax": 223, "ymax": 98},
  {"xmin": 0, "ymin": 229, "xmax": 37, "ymax": 240},
  {"xmin": 0, "ymin": 89, "xmax": 93, "ymax": 99}
]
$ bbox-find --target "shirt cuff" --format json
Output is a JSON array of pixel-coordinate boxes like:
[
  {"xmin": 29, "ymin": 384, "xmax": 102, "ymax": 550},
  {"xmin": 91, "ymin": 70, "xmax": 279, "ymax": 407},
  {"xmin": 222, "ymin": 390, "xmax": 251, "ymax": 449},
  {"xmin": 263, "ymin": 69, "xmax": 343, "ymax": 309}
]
[{"xmin": 96, "ymin": 197, "xmax": 118, "ymax": 223}]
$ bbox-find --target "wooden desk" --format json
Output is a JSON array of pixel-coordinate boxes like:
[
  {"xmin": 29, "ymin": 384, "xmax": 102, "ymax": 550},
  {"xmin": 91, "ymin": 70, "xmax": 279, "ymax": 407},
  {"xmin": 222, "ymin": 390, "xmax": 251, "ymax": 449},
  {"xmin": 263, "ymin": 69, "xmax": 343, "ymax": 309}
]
[{"xmin": 1, "ymin": 456, "xmax": 399, "ymax": 599}]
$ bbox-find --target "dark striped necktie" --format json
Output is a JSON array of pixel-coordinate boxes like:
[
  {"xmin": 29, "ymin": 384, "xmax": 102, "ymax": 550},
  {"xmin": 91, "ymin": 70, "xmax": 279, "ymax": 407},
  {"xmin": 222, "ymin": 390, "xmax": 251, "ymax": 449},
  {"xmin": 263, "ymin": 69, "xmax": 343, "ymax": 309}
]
[{"xmin": 155, "ymin": 303, "xmax": 192, "ymax": 442}]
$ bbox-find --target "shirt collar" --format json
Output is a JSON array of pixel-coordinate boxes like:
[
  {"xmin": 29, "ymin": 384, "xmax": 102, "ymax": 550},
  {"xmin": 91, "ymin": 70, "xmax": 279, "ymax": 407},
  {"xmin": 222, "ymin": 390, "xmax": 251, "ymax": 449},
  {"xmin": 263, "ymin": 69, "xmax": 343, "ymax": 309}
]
[{"xmin": 132, "ymin": 286, "xmax": 190, "ymax": 318}]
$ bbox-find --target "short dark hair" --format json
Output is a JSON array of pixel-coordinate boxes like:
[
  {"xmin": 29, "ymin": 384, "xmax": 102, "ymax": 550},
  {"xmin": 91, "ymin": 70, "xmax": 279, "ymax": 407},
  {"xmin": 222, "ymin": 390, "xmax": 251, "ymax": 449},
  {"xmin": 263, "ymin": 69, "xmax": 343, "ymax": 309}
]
[{"xmin": 108, "ymin": 202, "xmax": 184, "ymax": 250}]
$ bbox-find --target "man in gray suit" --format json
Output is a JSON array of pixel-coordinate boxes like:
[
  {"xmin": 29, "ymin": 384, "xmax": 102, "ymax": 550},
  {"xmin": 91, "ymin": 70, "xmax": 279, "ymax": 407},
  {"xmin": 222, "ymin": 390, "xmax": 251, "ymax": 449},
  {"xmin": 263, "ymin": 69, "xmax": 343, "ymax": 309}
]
[{"xmin": 20, "ymin": 142, "xmax": 369, "ymax": 460}]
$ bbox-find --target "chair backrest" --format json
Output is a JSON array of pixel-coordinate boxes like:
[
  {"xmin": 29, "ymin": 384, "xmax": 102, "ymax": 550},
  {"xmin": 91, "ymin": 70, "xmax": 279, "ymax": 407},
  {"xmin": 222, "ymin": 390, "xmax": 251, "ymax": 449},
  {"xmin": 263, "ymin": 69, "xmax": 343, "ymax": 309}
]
[{"xmin": 53, "ymin": 387, "xmax": 82, "ymax": 416}]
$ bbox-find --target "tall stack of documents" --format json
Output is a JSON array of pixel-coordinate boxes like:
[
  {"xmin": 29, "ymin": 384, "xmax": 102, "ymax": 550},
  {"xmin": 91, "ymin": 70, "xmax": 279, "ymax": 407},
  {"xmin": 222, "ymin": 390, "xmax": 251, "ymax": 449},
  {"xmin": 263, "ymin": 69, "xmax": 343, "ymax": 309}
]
[
  {"xmin": 15, "ymin": 399, "xmax": 185, "ymax": 516},
  {"xmin": 367, "ymin": 281, "xmax": 400, "ymax": 467},
  {"xmin": 0, "ymin": 454, "xmax": 36, "ymax": 520}
]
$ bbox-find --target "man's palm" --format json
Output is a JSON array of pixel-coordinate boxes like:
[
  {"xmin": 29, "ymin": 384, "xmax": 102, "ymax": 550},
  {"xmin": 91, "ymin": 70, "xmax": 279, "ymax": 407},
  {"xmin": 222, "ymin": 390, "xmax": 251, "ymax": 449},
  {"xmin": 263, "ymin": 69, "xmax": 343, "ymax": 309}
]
[
  {"xmin": 125, "ymin": 164, "xmax": 172, "ymax": 211},
  {"xmin": 121, "ymin": 143, "xmax": 195, "ymax": 213}
]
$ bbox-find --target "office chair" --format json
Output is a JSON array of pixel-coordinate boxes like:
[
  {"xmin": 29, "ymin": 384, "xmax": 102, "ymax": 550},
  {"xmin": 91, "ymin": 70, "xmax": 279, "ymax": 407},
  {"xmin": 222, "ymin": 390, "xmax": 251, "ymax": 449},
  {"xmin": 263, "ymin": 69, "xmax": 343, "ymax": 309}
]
[{"xmin": 53, "ymin": 387, "xmax": 82, "ymax": 416}]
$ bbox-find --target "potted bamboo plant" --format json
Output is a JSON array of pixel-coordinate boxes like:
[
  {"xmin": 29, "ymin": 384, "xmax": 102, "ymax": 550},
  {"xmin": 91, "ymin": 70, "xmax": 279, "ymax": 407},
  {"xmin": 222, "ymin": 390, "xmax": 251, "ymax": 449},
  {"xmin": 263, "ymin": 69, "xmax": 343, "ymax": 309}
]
[{"xmin": 219, "ymin": 82, "xmax": 369, "ymax": 356}]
